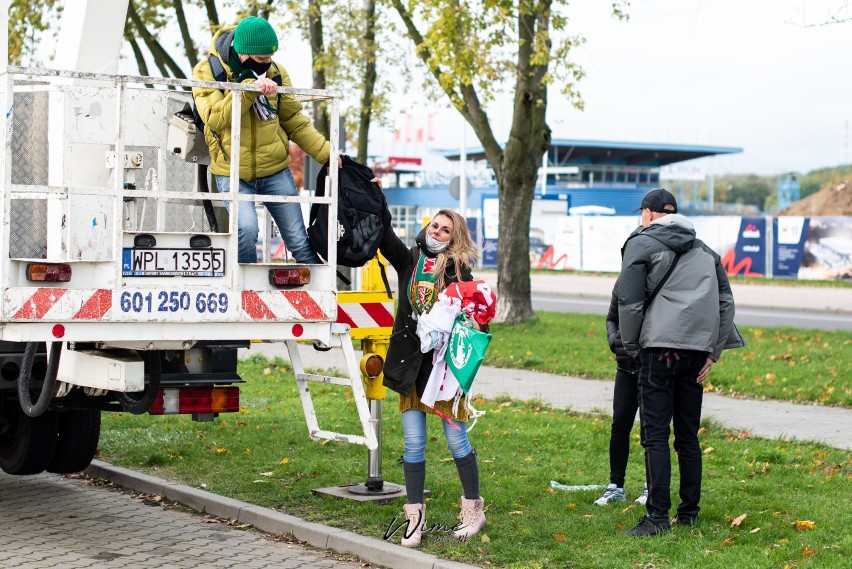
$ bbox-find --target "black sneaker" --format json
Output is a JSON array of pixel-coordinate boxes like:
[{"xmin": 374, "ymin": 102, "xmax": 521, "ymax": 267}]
[
  {"xmin": 624, "ymin": 515, "xmax": 671, "ymax": 537},
  {"xmin": 671, "ymin": 514, "xmax": 698, "ymax": 527}
]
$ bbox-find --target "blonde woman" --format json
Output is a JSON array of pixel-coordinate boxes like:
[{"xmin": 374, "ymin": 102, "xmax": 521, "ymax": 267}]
[{"xmin": 379, "ymin": 209, "xmax": 486, "ymax": 547}]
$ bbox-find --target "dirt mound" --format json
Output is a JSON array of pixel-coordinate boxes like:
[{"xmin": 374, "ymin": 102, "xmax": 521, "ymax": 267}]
[{"xmin": 778, "ymin": 181, "xmax": 852, "ymax": 216}]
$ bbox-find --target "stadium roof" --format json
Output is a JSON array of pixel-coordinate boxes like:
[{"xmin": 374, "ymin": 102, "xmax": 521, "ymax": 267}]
[{"xmin": 439, "ymin": 138, "xmax": 742, "ymax": 167}]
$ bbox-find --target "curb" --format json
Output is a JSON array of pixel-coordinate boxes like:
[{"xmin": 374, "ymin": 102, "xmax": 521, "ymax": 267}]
[{"xmin": 84, "ymin": 460, "xmax": 480, "ymax": 569}]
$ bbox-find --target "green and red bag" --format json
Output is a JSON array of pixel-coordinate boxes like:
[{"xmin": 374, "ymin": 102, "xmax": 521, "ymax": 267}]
[{"xmin": 446, "ymin": 313, "xmax": 492, "ymax": 393}]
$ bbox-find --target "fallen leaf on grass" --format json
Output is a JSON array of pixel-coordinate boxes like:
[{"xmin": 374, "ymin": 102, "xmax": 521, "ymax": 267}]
[
  {"xmin": 554, "ymin": 533, "xmax": 567, "ymax": 542},
  {"xmin": 480, "ymin": 534, "xmax": 490, "ymax": 543},
  {"xmin": 509, "ymin": 510, "xmax": 524, "ymax": 515},
  {"xmin": 722, "ymin": 539, "xmax": 734, "ymax": 546},
  {"xmin": 259, "ymin": 471, "xmax": 274, "ymax": 477},
  {"xmin": 703, "ymin": 447, "xmax": 715, "ymax": 455},
  {"xmin": 750, "ymin": 527, "xmax": 761, "ymax": 534},
  {"xmin": 794, "ymin": 520, "xmax": 815, "ymax": 530},
  {"xmin": 731, "ymin": 513, "xmax": 747, "ymax": 527},
  {"xmin": 802, "ymin": 548, "xmax": 818, "ymax": 556}
]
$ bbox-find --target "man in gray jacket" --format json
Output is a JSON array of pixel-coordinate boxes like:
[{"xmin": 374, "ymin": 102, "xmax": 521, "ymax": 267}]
[{"xmin": 618, "ymin": 189, "xmax": 735, "ymax": 537}]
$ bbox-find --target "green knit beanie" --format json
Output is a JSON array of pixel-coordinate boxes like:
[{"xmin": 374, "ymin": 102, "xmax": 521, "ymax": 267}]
[{"xmin": 233, "ymin": 17, "xmax": 278, "ymax": 55}]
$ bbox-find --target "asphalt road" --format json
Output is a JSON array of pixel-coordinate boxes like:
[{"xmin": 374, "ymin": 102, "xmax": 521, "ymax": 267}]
[{"xmin": 531, "ymin": 294, "xmax": 852, "ymax": 330}]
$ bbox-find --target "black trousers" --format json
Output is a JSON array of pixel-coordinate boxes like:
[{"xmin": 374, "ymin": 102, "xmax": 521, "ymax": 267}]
[
  {"xmin": 637, "ymin": 348, "xmax": 708, "ymax": 521},
  {"xmin": 609, "ymin": 368, "xmax": 639, "ymax": 487}
]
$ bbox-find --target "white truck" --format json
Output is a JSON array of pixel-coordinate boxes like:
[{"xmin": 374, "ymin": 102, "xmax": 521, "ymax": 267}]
[{"xmin": 0, "ymin": 1, "xmax": 380, "ymax": 477}]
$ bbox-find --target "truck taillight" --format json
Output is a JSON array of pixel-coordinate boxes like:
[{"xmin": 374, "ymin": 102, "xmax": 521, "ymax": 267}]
[
  {"xmin": 269, "ymin": 268, "xmax": 311, "ymax": 287},
  {"xmin": 27, "ymin": 263, "xmax": 72, "ymax": 282},
  {"xmin": 148, "ymin": 386, "xmax": 239, "ymax": 415}
]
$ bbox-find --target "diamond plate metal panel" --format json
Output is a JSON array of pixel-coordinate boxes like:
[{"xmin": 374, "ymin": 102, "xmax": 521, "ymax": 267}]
[
  {"xmin": 9, "ymin": 199, "xmax": 47, "ymax": 258},
  {"xmin": 9, "ymin": 91, "xmax": 49, "ymax": 258}
]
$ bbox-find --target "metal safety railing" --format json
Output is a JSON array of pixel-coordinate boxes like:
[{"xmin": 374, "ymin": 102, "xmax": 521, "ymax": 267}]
[{"xmin": 0, "ymin": 66, "xmax": 340, "ymax": 292}]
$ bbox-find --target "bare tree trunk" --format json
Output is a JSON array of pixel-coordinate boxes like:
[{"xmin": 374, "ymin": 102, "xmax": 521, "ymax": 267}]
[
  {"xmin": 392, "ymin": 0, "xmax": 549, "ymax": 324},
  {"xmin": 259, "ymin": 0, "xmax": 274, "ymax": 20},
  {"xmin": 356, "ymin": 0, "xmax": 376, "ymax": 164},
  {"xmin": 493, "ymin": 5, "xmax": 552, "ymax": 324},
  {"xmin": 128, "ymin": 1, "xmax": 188, "ymax": 80},
  {"xmin": 308, "ymin": 0, "xmax": 329, "ymax": 138},
  {"xmin": 128, "ymin": 35, "xmax": 153, "ymax": 88},
  {"xmin": 203, "ymin": 0, "xmax": 220, "ymax": 32},
  {"xmin": 172, "ymin": 0, "xmax": 198, "ymax": 67}
]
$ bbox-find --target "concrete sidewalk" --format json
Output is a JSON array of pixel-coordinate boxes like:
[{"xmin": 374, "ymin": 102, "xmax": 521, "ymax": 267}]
[
  {"xmin": 252, "ymin": 342, "xmax": 852, "ymax": 451},
  {"xmin": 83, "ymin": 461, "xmax": 477, "ymax": 569}
]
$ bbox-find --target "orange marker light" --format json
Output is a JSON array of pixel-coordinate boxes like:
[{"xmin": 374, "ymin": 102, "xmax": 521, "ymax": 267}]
[{"xmin": 27, "ymin": 263, "xmax": 72, "ymax": 282}]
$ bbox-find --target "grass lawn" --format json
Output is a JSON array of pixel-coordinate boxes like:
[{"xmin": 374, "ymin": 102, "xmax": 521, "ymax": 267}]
[
  {"xmin": 97, "ymin": 355, "xmax": 852, "ymax": 569},
  {"xmin": 486, "ymin": 312, "xmax": 852, "ymax": 407}
]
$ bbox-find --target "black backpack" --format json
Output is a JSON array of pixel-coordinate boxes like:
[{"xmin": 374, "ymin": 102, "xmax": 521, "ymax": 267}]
[
  {"xmin": 192, "ymin": 55, "xmax": 281, "ymax": 132},
  {"xmin": 308, "ymin": 155, "xmax": 387, "ymax": 267}
]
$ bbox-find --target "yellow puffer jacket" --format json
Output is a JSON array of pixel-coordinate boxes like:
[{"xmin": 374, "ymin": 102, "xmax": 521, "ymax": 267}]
[{"xmin": 192, "ymin": 26, "xmax": 330, "ymax": 180}]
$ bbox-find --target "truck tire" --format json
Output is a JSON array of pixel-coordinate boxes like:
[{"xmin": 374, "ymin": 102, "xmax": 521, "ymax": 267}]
[
  {"xmin": 116, "ymin": 350, "xmax": 161, "ymax": 415},
  {"xmin": 47, "ymin": 409, "xmax": 101, "ymax": 474},
  {"xmin": 0, "ymin": 405, "xmax": 59, "ymax": 475}
]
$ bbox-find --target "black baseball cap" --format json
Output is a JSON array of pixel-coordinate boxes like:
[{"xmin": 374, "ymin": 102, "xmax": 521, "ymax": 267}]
[{"xmin": 635, "ymin": 188, "xmax": 678, "ymax": 213}]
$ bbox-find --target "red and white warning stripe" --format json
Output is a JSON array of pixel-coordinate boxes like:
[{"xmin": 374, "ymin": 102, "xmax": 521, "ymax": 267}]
[
  {"xmin": 5, "ymin": 288, "xmax": 112, "ymax": 321},
  {"xmin": 336, "ymin": 300, "xmax": 395, "ymax": 330},
  {"xmin": 240, "ymin": 290, "xmax": 334, "ymax": 321},
  {"xmin": 4, "ymin": 287, "xmax": 336, "ymax": 323}
]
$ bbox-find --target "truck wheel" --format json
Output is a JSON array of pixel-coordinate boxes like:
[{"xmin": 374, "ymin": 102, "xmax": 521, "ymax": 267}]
[
  {"xmin": 116, "ymin": 350, "xmax": 161, "ymax": 415},
  {"xmin": 0, "ymin": 405, "xmax": 59, "ymax": 475},
  {"xmin": 47, "ymin": 409, "xmax": 101, "ymax": 474}
]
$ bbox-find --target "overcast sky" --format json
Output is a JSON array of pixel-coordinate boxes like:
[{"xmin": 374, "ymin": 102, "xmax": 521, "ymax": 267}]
[
  {"xmin": 559, "ymin": 0, "xmax": 851, "ymax": 176},
  {"xmin": 362, "ymin": 0, "xmax": 852, "ymax": 177}
]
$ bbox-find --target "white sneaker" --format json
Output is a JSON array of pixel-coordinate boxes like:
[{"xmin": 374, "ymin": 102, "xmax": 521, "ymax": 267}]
[
  {"xmin": 593, "ymin": 483, "xmax": 625, "ymax": 506},
  {"xmin": 634, "ymin": 483, "xmax": 648, "ymax": 506}
]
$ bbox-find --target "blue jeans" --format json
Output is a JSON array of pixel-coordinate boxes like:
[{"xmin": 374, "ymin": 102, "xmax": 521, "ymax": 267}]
[
  {"xmin": 215, "ymin": 168, "xmax": 320, "ymax": 264},
  {"xmin": 401, "ymin": 409, "xmax": 473, "ymax": 463},
  {"xmin": 637, "ymin": 348, "xmax": 707, "ymax": 521}
]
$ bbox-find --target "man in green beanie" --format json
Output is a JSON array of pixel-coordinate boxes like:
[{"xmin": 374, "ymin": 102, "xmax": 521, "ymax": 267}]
[{"xmin": 192, "ymin": 16, "xmax": 328, "ymax": 264}]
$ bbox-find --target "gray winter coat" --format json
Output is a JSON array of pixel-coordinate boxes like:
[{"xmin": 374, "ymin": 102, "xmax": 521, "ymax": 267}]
[{"xmin": 617, "ymin": 214, "xmax": 735, "ymax": 362}]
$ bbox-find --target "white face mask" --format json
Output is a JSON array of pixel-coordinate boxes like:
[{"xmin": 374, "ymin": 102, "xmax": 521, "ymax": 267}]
[{"xmin": 425, "ymin": 233, "xmax": 450, "ymax": 252}]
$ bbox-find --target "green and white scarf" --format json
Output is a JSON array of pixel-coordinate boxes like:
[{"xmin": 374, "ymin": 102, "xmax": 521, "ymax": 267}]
[{"xmin": 408, "ymin": 251, "xmax": 440, "ymax": 316}]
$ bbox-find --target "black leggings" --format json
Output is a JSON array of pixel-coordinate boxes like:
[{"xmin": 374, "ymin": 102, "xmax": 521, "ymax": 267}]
[{"xmin": 609, "ymin": 368, "xmax": 639, "ymax": 487}]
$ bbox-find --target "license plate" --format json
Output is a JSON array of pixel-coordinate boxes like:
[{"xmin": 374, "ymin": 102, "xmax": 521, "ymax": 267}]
[{"xmin": 122, "ymin": 248, "xmax": 225, "ymax": 277}]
